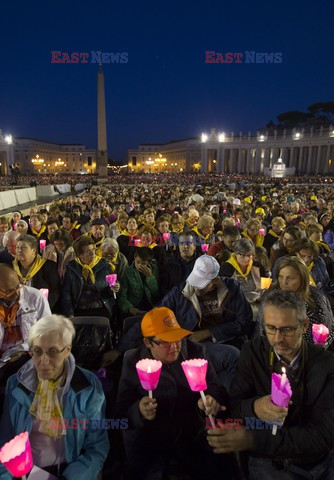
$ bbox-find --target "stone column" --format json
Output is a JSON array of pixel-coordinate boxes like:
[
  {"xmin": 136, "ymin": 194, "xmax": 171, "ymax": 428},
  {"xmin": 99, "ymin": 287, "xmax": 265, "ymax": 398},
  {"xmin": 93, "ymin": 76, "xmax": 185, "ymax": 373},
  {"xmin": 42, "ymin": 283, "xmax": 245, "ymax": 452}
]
[
  {"xmin": 217, "ymin": 147, "xmax": 224, "ymax": 174},
  {"xmin": 238, "ymin": 148, "xmax": 242, "ymax": 173},
  {"xmin": 306, "ymin": 146, "xmax": 313, "ymax": 174},
  {"xmin": 230, "ymin": 149, "xmax": 235, "ymax": 173},
  {"xmin": 298, "ymin": 147, "xmax": 304, "ymax": 173},
  {"xmin": 201, "ymin": 147, "xmax": 208, "ymax": 173},
  {"xmin": 315, "ymin": 145, "xmax": 322, "ymax": 174}
]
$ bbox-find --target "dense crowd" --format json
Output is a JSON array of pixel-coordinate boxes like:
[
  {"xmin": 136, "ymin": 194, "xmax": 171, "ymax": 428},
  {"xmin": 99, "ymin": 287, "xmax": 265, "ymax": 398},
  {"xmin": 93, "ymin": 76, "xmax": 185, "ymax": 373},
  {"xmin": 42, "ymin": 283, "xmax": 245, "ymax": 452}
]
[{"xmin": 0, "ymin": 175, "xmax": 334, "ymax": 479}]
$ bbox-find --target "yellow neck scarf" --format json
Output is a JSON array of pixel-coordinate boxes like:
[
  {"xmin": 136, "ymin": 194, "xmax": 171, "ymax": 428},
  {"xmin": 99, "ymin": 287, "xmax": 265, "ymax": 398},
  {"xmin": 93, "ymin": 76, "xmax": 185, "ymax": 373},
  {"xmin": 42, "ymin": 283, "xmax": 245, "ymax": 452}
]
[
  {"xmin": 172, "ymin": 226, "xmax": 184, "ymax": 234},
  {"xmin": 13, "ymin": 255, "xmax": 46, "ymax": 284},
  {"xmin": 308, "ymin": 262, "xmax": 316, "ymax": 286},
  {"xmin": 29, "ymin": 372, "xmax": 66, "ymax": 438},
  {"xmin": 76, "ymin": 255, "xmax": 101, "ymax": 283},
  {"xmin": 226, "ymin": 253, "xmax": 253, "ymax": 280},
  {"xmin": 108, "ymin": 252, "xmax": 118, "ymax": 273},
  {"xmin": 137, "ymin": 242, "xmax": 157, "ymax": 249},
  {"xmin": 317, "ymin": 241, "xmax": 331, "ymax": 252},
  {"xmin": 31, "ymin": 225, "xmax": 47, "ymax": 238},
  {"xmin": 242, "ymin": 230, "xmax": 264, "ymax": 246},
  {"xmin": 192, "ymin": 225, "xmax": 210, "ymax": 241},
  {"xmin": 268, "ymin": 229, "xmax": 280, "ymax": 238},
  {"xmin": 121, "ymin": 229, "xmax": 138, "ymax": 237}
]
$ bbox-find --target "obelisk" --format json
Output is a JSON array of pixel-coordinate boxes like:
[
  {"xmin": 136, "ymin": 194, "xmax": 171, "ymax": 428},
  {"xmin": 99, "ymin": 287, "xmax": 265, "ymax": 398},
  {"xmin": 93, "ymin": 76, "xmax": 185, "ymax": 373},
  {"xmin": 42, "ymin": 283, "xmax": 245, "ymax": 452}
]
[{"xmin": 97, "ymin": 63, "xmax": 108, "ymax": 176}]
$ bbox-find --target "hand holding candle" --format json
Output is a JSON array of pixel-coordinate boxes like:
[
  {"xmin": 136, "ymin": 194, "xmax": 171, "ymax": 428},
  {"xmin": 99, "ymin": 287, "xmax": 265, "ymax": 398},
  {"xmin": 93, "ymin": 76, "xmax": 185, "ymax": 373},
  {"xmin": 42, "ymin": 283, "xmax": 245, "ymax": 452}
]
[
  {"xmin": 312, "ymin": 324, "xmax": 329, "ymax": 345},
  {"xmin": 106, "ymin": 274, "xmax": 117, "ymax": 298},
  {"xmin": 271, "ymin": 367, "xmax": 292, "ymax": 435},
  {"xmin": 181, "ymin": 358, "xmax": 216, "ymax": 428},
  {"xmin": 163, "ymin": 232, "xmax": 171, "ymax": 250}
]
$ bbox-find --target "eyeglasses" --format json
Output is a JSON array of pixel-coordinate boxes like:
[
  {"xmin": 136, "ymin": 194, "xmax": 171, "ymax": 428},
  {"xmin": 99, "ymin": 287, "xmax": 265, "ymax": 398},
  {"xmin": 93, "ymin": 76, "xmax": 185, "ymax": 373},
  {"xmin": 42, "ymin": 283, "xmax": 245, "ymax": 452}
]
[
  {"xmin": 30, "ymin": 345, "xmax": 68, "ymax": 358},
  {"xmin": 264, "ymin": 324, "xmax": 300, "ymax": 337},
  {"xmin": 150, "ymin": 339, "xmax": 182, "ymax": 349}
]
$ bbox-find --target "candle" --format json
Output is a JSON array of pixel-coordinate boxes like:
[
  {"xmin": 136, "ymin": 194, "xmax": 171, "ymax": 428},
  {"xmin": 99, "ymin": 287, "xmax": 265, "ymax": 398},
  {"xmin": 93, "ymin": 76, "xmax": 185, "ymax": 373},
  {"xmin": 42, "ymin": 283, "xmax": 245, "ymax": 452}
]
[
  {"xmin": 136, "ymin": 358, "xmax": 162, "ymax": 399},
  {"xmin": 280, "ymin": 367, "xmax": 287, "ymax": 390},
  {"xmin": 163, "ymin": 232, "xmax": 170, "ymax": 250},
  {"xmin": 39, "ymin": 239, "xmax": 46, "ymax": 250},
  {"xmin": 181, "ymin": 358, "xmax": 215, "ymax": 429},
  {"xmin": 260, "ymin": 277, "xmax": 272, "ymax": 289},
  {"xmin": 201, "ymin": 244, "xmax": 209, "ymax": 253},
  {"xmin": 312, "ymin": 324, "xmax": 329, "ymax": 345},
  {"xmin": 39, "ymin": 288, "xmax": 49, "ymax": 300},
  {"xmin": 259, "ymin": 228, "xmax": 265, "ymax": 236},
  {"xmin": 0, "ymin": 432, "xmax": 33, "ymax": 479},
  {"xmin": 134, "ymin": 239, "xmax": 140, "ymax": 246}
]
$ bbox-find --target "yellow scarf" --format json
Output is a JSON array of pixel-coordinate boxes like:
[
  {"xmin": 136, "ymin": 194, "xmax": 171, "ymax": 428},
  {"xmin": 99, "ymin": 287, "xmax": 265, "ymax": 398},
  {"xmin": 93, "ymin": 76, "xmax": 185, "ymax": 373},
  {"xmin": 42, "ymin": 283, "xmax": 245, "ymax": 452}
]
[
  {"xmin": 268, "ymin": 229, "xmax": 280, "ymax": 238},
  {"xmin": 308, "ymin": 262, "xmax": 316, "ymax": 286},
  {"xmin": 226, "ymin": 253, "xmax": 253, "ymax": 280},
  {"xmin": 108, "ymin": 252, "xmax": 118, "ymax": 273},
  {"xmin": 242, "ymin": 230, "xmax": 264, "ymax": 246},
  {"xmin": 192, "ymin": 225, "xmax": 210, "ymax": 242},
  {"xmin": 31, "ymin": 225, "xmax": 47, "ymax": 239},
  {"xmin": 0, "ymin": 302, "xmax": 20, "ymax": 329},
  {"xmin": 76, "ymin": 255, "xmax": 101, "ymax": 283},
  {"xmin": 86, "ymin": 232, "xmax": 105, "ymax": 257},
  {"xmin": 137, "ymin": 242, "xmax": 157, "ymax": 249},
  {"xmin": 317, "ymin": 241, "xmax": 331, "ymax": 253},
  {"xmin": 13, "ymin": 255, "xmax": 46, "ymax": 284},
  {"xmin": 29, "ymin": 372, "xmax": 66, "ymax": 438},
  {"xmin": 68, "ymin": 221, "xmax": 81, "ymax": 234},
  {"xmin": 172, "ymin": 226, "xmax": 184, "ymax": 234},
  {"xmin": 120, "ymin": 229, "xmax": 138, "ymax": 237}
]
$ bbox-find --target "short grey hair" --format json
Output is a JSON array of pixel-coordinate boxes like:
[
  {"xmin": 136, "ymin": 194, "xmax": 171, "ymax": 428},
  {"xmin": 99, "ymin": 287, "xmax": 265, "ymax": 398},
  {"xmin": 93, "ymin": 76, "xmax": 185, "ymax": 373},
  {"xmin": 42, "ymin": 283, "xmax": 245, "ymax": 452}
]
[
  {"xmin": 259, "ymin": 289, "xmax": 307, "ymax": 325},
  {"xmin": 28, "ymin": 315, "xmax": 76, "ymax": 348},
  {"xmin": 101, "ymin": 238, "xmax": 119, "ymax": 252},
  {"xmin": 3, "ymin": 230, "xmax": 20, "ymax": 246},
  {"xmin": 234, "ymin": 238, "xmax": 255, "ymax": 256}
]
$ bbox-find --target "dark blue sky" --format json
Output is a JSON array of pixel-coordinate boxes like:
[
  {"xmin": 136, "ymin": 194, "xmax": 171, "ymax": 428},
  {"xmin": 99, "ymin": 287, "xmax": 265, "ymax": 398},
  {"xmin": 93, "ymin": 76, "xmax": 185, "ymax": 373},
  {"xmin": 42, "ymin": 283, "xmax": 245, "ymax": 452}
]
[{"xmin": 1, "ymin": 0, "xmax": 333, "ymax": 163}]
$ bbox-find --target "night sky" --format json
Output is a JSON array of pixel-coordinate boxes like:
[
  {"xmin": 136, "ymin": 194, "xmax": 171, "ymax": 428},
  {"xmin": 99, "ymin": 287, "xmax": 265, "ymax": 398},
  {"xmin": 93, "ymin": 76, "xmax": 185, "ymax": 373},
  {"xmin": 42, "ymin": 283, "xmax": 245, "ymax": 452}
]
[{"xmin": 1, "ymin": 0, "xmax": 333, "ymax": 163}]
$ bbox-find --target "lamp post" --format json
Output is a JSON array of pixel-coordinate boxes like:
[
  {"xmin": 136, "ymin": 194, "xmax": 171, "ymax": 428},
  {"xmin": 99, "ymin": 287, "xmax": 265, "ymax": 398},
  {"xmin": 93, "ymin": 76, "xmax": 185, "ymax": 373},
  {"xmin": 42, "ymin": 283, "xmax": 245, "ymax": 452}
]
[{"xmin": 31, "ymin": 155, "xmax": 45, "ymax": 174}]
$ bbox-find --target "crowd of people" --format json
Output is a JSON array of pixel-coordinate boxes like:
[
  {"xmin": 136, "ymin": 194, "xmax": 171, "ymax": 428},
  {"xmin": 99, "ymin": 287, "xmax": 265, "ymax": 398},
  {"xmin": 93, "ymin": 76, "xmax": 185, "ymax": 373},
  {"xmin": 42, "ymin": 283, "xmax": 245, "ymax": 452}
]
[{"xmin": 0, "ymin": 175, "xmax": 334, "ymax": 479}]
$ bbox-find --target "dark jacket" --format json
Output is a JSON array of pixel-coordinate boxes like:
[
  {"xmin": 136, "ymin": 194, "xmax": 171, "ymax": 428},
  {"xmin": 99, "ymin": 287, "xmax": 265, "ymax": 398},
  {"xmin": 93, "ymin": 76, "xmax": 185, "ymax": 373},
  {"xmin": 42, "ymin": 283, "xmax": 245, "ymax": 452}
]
[
  {"xmin": 115, "ymin": 276, "xmax": 253, "ymax": 353},
  {"xmin": 114, "ymin": 340, "xmax": 227, "ymax": 433},
  {"xmin": 230, "ymin": 336, "xmax": 334, "ymax": 467},
  {"xmin": 159, "ymin": 252, "xmax": 199, "ymax": 297},
  {"xmin": 0, "ymin": 249, "xmax": 15, "ymax": 264},
  {"xmin": 117, "ymin": 262, "xmax": 160, "ymax": 314},
  {"xmin": 61, "ymin": 258, "xmax": 114, "ymax": 316},
  {"xmin": 263, "ymin": 230, "xmax": 280, "ymax": 256},
  {"xmin": 24, "ymin": 259, "xmax": 61, "ymax": 311}
]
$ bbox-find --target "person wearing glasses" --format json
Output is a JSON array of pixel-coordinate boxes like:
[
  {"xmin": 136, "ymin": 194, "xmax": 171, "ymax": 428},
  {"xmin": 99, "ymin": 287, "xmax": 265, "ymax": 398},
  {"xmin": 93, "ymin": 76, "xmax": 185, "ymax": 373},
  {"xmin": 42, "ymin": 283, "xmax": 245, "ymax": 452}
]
[
  {"xmin": 272, "ymin": 256, "xmax": 334, "ymax": 349},
  {"xmin": 269, "ymin": 225, "xmax": 302, "ymax": 269},
  {"xmin": 220, "ymin": 239, "xmax": 267, "ymax": 305},
  {"xmin": 114, "ymin": 307, "xmax": 233, "ymax": 480},
  {"xmin": 0, "ymin": 314, "xmax": 109, "ymax": 480},
  {"xmin": 207, "ymin": 289, "xmax": 334, "ymax": 479}
]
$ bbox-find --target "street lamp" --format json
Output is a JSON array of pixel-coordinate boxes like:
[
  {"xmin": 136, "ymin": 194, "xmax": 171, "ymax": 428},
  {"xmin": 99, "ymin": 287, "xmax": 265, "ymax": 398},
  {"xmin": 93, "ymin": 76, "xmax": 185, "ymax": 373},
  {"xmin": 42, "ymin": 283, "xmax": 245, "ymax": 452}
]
[
  {"xmin": 5, "ymin": 135, "xmax": 12, "ymax": 145},
  {"xmin": 31, "ymin": 155, "xmax": 45, "ymax": 173}
]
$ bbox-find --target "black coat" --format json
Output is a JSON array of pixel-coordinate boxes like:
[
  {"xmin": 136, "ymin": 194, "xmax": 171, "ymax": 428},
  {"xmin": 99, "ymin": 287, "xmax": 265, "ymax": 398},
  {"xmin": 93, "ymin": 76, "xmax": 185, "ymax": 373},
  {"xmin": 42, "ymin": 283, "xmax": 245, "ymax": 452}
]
[
  {"xmin": 61, "ymin": 258, "xmax": 114, "ymax": 317},
  {"xmin": 159, "ymin": 252, "xmax": 199, "ymax": 297},
  {"xmin": 230, "ymin": 336, "xmax": 334, "ymax": 467},
  {"xmin": 27, "ymin": 259, "xmax": 60, "ymax": 311}
]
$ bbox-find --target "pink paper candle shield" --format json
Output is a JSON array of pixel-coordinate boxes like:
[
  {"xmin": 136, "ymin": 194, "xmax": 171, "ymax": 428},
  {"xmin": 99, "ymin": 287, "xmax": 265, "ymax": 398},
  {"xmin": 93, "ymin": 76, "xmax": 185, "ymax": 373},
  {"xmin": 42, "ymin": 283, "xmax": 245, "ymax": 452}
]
[
  {"xmin": 312, "ymin": 324, "xmax": 329, "ymax": 345},
  {"xmin": 271, "ymin": 372, "xmax": 292, "ymax": 409},
  {"xmin": 134, "ymin": 239, "xmax": 140, "ymax": 246},
  {"xmin": 162, "ymin": 233, "xmax": 170, "ymax": 242},
  {"xmin": 106, "ymin": 274, "xmax": 117, "ymax": 287},
  {"xmin": 39, "ymin": 288, "xmax": 49, "ymax": 300},
  {"xmin": 259, "ymin": 228, "xmax": 265, "ymax": 236},
  {"xmin": 0, "ymin": 432, "xmax": 33, "ymax": 477},
  {"xmin": 136, "ymin": 359, "xmax": 162, "ymax": 392},
  {"xmin": 201, "ymin": 244, "xmax": 209, "ymax": 253},
  {"xmin": 181, "ymin": 359, "xmax": 208, "ymax": 391},
  {"xmin": 39, "ymin": 239, "xmax": 46, "ymax": 250}
]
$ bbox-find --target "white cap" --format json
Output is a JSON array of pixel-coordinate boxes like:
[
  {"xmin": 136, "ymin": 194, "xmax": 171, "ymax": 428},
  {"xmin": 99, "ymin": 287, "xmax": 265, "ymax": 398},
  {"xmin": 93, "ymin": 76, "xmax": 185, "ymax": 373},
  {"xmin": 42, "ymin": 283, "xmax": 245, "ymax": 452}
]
[
  {"xmin": 233, "ymin": 198, "xmax": 241, "ymax": 205},
  {"xmin": 186, "ymin": 255, "xmax": 220, "ymax": 289}
]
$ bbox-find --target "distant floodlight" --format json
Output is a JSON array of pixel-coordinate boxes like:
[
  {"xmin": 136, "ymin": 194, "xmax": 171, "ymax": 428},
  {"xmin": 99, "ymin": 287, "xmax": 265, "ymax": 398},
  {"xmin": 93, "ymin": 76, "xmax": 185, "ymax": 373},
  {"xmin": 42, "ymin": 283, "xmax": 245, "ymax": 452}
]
[
  {"xmin": 218, "ymin": 133, "xmax": 225, "ymax": 142},
  {"xmin": 5, "ymin": 135, "xmax": 12, "ymax": 145},
  {"xmin": 201, "ymin": 133, "xmax": 208, "ymax": 143}
]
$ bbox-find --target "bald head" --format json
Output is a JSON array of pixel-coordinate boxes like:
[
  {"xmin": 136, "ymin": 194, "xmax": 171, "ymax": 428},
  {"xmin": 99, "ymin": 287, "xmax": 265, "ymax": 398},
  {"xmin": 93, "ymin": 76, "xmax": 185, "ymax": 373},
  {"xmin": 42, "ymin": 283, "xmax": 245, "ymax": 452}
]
[{"xmin": 0, "ymin": 265, "xmax": 21, "ymax": 305}]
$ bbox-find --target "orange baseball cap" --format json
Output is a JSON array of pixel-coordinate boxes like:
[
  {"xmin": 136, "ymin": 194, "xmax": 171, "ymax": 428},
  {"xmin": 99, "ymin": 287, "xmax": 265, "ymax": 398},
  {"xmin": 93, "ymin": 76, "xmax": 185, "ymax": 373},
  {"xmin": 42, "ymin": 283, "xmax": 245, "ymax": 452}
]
[{"xmin": 141, "ymin": 307, "xmax": 192, "ymax": 342}]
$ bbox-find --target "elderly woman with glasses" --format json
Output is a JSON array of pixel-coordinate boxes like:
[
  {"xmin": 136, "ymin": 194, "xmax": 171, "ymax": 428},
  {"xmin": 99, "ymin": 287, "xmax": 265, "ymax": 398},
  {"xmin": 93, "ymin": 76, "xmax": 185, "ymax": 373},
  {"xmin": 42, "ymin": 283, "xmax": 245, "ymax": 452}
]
[
  {"xmin": 221, "ymin": 238, "xmax": 266, "ymax": 305},
  {"xmin": 100, "ymin": 237, "xmax": 128, "ymax": 281},
  {"xmin": 0, "ymin": 314, "xmax": 109, "ymax": 480},
  {"xmin": 271, "ymin": 256, "xmax": 334, "ymax": 348}
]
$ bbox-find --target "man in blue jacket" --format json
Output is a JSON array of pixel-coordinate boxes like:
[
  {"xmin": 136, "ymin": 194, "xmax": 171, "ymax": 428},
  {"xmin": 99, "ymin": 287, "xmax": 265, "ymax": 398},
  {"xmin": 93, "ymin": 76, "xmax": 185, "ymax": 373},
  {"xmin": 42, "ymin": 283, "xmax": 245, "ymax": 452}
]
[{"xmin": 110, "ymin": 255, "xmax": 253, "ymax": 390}]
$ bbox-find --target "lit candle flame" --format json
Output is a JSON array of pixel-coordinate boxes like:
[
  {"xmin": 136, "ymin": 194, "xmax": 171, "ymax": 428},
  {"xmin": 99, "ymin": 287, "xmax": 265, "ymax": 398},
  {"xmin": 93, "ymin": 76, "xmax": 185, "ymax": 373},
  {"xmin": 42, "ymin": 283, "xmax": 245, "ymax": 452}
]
[
  {"xmin": 147, "ymin": 366, "xmax": 152, "ymax": 373},
  {"xmin": 282, "ymin": 367, "xmax": 286, "ymax": 375}
]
